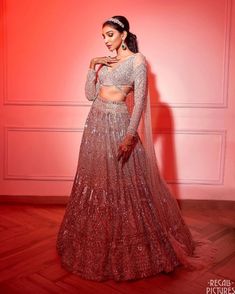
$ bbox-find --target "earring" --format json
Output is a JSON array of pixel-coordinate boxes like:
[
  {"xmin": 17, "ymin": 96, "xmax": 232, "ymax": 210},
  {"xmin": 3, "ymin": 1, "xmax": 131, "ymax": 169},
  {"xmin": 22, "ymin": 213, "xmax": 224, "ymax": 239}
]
[{"xmin": 121, "ymin": 39, "xmax": 127, "ymax": 50}]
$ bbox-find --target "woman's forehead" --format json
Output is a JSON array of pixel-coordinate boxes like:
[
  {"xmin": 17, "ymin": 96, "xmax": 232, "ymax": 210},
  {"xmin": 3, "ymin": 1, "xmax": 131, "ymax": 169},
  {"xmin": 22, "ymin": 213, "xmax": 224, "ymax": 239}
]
[{"xmin": 102, "ymin": 25, "xmax": 118, "ymax": 34}]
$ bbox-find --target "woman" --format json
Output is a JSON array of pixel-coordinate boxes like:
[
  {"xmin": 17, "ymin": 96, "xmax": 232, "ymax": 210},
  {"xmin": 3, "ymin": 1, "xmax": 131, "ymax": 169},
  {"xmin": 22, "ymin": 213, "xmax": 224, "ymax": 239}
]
[{"xmin": 56, "ymin": 15, "xmax": 217, "ymax": 282}]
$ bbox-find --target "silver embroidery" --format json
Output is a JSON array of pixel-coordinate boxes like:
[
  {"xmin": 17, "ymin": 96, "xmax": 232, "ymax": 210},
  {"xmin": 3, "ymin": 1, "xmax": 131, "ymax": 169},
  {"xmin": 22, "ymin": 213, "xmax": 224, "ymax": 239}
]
[{"xmin": 56, "ymin": 52, "xmax": 217, "ymax": 282}]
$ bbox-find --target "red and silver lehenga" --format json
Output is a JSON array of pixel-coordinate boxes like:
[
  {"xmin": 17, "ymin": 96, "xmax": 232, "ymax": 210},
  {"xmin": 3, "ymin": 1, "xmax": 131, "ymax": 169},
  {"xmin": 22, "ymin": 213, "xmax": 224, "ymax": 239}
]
[{"xmin": 56, "ymin": 52, "xmax": 218, "ymax": 282}]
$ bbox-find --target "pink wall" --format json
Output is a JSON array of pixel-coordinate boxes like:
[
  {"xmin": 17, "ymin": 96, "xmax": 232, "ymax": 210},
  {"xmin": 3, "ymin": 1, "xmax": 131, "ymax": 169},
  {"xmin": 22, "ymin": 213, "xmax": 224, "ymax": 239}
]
[{"xmin": 0, "ymin": 0, "xmax": 234, "ymax": 200}]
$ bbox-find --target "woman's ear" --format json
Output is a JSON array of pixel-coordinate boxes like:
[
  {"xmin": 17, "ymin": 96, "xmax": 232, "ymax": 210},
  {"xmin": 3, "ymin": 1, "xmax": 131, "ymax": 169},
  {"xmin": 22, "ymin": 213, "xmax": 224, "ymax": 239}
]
[{"xmin": 122, "ymin": 30, "xmax": 128, "ymax": 40}]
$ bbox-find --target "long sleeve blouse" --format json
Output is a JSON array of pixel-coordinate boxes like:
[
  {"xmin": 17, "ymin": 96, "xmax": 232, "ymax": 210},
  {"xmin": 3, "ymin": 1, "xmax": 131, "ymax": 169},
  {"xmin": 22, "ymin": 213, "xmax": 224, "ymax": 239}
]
[{"xmin": 84, "ymin": 52, "xmax": 147, "ymax": 137}]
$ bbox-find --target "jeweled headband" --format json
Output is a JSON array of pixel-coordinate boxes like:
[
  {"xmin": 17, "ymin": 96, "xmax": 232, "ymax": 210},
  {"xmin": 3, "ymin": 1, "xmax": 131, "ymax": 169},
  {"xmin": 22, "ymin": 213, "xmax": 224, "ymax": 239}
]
[{"xmin": 107, "ymin": 17, "xmax": 125, "ymax": 28}]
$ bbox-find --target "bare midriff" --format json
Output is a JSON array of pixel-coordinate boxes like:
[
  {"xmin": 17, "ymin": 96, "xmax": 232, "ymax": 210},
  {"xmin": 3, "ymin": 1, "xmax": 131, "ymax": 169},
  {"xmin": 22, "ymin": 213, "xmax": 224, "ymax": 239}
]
[{"xmin": 98, "ymin": 85, "xmax": 133, "ymax": 102}]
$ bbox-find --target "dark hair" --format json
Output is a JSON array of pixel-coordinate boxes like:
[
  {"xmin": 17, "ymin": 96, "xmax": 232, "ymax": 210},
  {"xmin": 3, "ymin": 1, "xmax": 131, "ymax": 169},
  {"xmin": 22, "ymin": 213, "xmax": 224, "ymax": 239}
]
[{"xmin": 102, "ymin": 15, "xmax": 139, "ymax": 53}]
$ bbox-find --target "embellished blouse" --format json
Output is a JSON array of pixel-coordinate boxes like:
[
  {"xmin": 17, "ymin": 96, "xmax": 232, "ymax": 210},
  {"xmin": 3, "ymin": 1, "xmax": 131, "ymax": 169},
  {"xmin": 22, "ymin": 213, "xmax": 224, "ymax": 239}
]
[{"xmin": 84, "ymin": 52, "xmax": 147, "ymax": 136}]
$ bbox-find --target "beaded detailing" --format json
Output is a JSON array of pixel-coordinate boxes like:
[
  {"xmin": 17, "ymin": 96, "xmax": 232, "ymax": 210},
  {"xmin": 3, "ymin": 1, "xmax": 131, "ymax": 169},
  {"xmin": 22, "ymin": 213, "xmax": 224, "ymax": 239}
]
[
  {"xmin": 84, "ymin": 53, "xmax": 147, "ymax": 137},
  {"xmin": 93, "ymin": 95, "xmax": 129, "ymax": 114},
  {"xmin": 107, "ymin": 17, "xmax": 125, "ymax": 28},
  {"xmin": 56, "ymin": 96, "xmax": 189, "ymax": 281},
  {"xmin": 85, "ymin": 68, "xmax": 100, "ymax": 101},
  {"xmin": 57, "ymin": 51, "xmax": 218, "ymax": 282},
  {"xmin": 126, "ymin": 60, "xmax": 147, "ymax": 136}
]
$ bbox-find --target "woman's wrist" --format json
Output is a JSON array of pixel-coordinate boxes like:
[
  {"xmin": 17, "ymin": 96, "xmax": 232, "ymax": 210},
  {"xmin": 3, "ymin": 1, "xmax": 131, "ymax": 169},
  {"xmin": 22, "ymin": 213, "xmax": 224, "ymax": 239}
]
[{"xmin": 123, "ymin": 133, "xmax": 137, "ymax": 146}]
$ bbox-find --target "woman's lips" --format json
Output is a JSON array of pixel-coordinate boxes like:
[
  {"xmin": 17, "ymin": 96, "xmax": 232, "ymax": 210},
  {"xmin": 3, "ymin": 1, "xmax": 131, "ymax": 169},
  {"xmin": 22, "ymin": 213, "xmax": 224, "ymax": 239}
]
[{"xmin": 107, "ymin": 45, "xmax": 111, "ymax": 48}]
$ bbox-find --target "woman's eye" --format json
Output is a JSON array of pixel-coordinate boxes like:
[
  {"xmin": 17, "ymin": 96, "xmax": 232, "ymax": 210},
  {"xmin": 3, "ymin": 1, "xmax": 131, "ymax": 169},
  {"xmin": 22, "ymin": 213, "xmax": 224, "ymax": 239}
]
[{"xmin": 102, "ymin": 34, "xmax": 113, "ymax": 39}]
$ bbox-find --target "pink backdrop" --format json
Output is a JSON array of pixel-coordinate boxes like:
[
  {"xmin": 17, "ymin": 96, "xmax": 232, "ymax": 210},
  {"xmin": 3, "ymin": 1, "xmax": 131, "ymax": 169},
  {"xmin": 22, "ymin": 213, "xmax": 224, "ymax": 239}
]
[{"xmin": 0, "ymin": 0, "xmax": 234, "ymax": 201}]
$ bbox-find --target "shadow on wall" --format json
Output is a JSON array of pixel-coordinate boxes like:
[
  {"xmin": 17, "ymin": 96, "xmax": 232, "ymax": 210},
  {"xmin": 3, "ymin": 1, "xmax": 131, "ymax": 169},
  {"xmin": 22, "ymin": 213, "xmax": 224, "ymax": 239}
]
[{"xmin": 147, "ymin": 62, "xmax": 180, "ymax": 204}]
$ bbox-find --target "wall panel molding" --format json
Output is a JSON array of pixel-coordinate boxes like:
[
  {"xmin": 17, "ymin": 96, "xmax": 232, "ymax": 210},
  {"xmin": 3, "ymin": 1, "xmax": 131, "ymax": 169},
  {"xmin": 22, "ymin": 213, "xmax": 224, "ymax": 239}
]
[
  {"xmin": 4, "ymin": 126, "xmax": 226, "ymax": 185},
  {"xmin": 153, "ymin": 129, "xmax": 226, "ymax": 184},
  {"xmin": 4, "ymin": 126, "xmax": 84, "ymax": 181}
]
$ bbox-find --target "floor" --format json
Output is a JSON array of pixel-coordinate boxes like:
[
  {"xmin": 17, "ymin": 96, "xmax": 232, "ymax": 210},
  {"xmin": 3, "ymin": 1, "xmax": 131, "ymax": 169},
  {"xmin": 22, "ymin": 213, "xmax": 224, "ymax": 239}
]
[{"xmin": 0, "ymin": 202, "xmax": 234, "ymax": 294}]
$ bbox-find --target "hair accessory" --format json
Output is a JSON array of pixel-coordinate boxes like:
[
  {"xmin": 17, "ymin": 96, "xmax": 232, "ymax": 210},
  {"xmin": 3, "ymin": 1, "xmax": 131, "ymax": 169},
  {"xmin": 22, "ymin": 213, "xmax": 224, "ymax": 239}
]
[{"xmin": 107, "ymin": 17, "xmax": 125, "ymax": 28}]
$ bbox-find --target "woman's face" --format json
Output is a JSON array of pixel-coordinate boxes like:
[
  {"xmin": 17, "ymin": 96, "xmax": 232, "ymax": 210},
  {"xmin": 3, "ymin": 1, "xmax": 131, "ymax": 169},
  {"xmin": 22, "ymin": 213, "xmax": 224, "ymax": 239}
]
[{"xmin": 102, "ymin": 25, "xmax": 123, "ymax": 51}]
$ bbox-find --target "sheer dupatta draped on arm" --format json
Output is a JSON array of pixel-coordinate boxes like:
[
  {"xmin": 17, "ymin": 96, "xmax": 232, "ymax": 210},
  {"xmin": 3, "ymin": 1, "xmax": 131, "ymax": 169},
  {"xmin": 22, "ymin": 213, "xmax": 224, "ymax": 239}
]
[{"xmin": 129, "ymin": 53, "xmax": 218, "ymax": 271}]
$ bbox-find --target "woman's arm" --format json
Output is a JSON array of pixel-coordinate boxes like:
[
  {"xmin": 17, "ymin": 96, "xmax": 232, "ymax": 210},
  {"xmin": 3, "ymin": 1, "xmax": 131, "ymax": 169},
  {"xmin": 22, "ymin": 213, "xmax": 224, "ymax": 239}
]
[
  {"xmin": 84, "ymin": 60, "xmax": 101, "ymax": 101},
  {"xmin": 117, "ymin": 53, "xmax": 148, "ymax": 165},
  {"xmin": 126, "ymin": 53, "xmax": 147, "ymax": 136}
]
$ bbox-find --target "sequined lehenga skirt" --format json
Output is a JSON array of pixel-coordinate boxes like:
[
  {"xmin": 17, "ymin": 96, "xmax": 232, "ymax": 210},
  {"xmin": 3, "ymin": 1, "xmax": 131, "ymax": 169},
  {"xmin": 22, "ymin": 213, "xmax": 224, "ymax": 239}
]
[{"xmin": 56, "ymin": 95, "xmax": 218, "ymax": 282}]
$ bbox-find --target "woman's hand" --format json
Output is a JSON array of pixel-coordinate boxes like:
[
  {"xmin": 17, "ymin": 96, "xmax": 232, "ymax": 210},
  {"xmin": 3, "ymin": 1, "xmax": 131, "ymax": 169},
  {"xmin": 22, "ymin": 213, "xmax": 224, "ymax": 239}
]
[
  {"xmin": 117, "ymin": 134, "xmax": 138, "ymax": 167},
  {"xmin": 89, "ymin": 56, "xmax": 120, "ymax": 69}
]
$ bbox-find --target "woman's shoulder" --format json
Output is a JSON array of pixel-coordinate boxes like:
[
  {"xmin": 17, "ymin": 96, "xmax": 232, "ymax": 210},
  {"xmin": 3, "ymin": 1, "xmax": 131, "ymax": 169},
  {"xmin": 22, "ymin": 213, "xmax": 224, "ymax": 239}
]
[
  {"xmin": 133, "ymin": 52, "xmax": 147, "ymax": 66},
  {"xmin": 134, "ymin": 52, "xmax": 146, "ymax": 58}
]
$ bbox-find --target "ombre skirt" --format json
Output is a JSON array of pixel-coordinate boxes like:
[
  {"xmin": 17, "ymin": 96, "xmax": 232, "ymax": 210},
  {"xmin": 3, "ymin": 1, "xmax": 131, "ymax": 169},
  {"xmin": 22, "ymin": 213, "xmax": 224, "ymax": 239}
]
[{"xmin": 56, "ymin": 95, "xmax": 217, "ymax": 282}]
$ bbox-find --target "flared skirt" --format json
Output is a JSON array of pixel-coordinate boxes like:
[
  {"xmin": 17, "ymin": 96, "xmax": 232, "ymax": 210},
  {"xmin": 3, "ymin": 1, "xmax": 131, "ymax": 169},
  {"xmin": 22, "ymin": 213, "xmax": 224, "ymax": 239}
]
[{"xmin": 56, "ymin": 95, "xmax": 217, "ymax": 282}]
